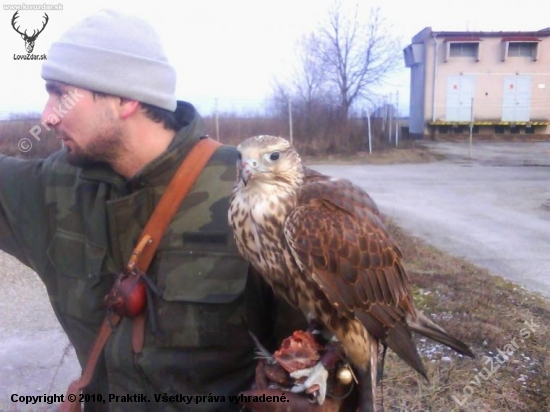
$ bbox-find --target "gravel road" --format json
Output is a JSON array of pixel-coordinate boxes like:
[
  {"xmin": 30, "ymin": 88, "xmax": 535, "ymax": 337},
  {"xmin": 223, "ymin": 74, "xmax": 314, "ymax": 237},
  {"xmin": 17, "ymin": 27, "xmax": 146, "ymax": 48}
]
[
  {"xmin": 0, "ymin": 254, "xmax": 79, "ymax": 411},
  {"xmin": 314, "ymin": 141, "xmax": 550, "ymax": 298},
  {"xmin": 1, "ymin": 140, "xmax": 548, "ymax": 411}
]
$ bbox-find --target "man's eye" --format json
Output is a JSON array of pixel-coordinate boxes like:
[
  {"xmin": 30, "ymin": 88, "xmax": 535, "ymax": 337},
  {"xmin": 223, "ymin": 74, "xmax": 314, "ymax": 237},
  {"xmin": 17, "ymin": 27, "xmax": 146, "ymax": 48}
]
[{"xmin": 269, "ymin": 152, "xmax": 280, "ymax": 161}]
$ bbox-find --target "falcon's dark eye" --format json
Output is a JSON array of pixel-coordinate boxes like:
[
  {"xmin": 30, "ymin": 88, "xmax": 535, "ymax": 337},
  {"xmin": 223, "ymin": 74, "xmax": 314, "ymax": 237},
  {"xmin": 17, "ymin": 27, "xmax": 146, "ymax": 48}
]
[{"xmin": 269, "ymin": 151, "xmax": 280, "ymax": 161}]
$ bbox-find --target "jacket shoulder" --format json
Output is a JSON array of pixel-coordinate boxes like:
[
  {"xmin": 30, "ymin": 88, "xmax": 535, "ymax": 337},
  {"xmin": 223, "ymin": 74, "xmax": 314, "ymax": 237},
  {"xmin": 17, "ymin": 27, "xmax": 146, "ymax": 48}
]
[
  {"xmin": 210, "ymin": 144, "xmax": 238, "ymax": 165},
  {"xmin": 40, "ymin": 150, "xmax": 86, "ymax": 204},
  {"xmin": 200, "ymin": 143, "xmax": 238, "ymax": 186}
]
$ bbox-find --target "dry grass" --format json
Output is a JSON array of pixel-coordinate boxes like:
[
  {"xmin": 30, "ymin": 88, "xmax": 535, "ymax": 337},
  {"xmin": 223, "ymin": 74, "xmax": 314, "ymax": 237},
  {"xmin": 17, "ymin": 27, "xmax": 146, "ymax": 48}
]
[
  {"xmin": 378, "ymin": 221, "xmax": 550, "ymax": 411},
  {"xmin": 302, "ymin": 141, "xmax": 445, "ymax": 165},
  {"xmin": 1, "ymin": 115, "xmax": 393, "ymax": 160},
  {"xmin": 0, "ymin": 117, "xmax": 60, "ymax": 159}
]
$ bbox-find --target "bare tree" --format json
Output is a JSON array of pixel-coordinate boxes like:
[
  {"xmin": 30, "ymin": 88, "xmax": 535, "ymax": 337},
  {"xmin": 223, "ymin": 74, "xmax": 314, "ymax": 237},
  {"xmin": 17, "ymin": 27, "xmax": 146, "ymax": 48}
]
[
  {"xmin": 310, "ymin": 3, "xmax": 402, "ymax": 118},
  {"xmin": 269, "ymin": 2, "xmax": 401, "ymax": 152},
  {"xmin": 292, "ymin": 34, "xmax": 328, "ymax": 118},
  {"xmin": 267, "ymin": 81, "xmax": 291, "ymax": 118}
]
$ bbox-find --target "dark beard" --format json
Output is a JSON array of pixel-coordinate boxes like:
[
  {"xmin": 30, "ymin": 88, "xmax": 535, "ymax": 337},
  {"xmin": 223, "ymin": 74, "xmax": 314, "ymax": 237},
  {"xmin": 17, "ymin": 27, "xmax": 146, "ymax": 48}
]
[
  {"xmin": 63, "ymin": 128, "xmax": 124, "ymax": 168},
  {"xmin": 65, "ymin": 148, "xmax": 104, "ymax": 168}
]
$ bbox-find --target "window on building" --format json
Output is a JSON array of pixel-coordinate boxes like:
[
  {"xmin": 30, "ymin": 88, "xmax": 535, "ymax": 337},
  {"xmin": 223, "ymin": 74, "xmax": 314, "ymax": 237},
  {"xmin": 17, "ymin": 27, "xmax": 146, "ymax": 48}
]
[
  {"xmin": 444, "ymin": 39, "xmax": 481, "ymax": 62},
  {"xmin": 502, "ymin": 38, "xmax": 540, "ymax": 61},
  {"xmin": 495, "ymin": 126, "xmax": 506, "ymax": 134},
  {"xmin": 508, "ymin": 42, "xmax": 537, "ymax": 57},
  {"xmin": 450, "ymin": 43, "xmax": 478, "ymax": 57}
]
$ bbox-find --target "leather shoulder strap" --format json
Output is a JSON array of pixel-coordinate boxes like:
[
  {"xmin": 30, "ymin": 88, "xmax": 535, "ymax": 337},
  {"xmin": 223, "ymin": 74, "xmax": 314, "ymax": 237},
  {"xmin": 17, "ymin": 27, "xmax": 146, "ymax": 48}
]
[
  {"xmin": 129, "ymin": 137, "xmax": 222, "ymax": 353},
  {"xmin": 127, "ymin": 137, "xmax": 222, "ymax": 273}
]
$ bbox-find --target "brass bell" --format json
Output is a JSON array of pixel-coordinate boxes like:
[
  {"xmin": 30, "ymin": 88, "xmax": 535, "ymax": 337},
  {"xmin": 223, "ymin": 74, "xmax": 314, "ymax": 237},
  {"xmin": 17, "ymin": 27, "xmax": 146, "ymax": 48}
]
[{"xmin": 336, "ymin": 365, "xmax": 353, "ymax": 385}]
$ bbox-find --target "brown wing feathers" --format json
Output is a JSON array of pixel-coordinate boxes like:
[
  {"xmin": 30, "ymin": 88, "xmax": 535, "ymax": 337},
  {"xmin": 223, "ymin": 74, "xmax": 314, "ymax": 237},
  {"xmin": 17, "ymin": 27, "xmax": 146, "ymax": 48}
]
[
  {"xmin": 285, "ymin": 176, "xmax": 475, "ymax": 378},
  {"xmin": 287, "ymin": 181, "xmax": 412, "ymax": 313}
]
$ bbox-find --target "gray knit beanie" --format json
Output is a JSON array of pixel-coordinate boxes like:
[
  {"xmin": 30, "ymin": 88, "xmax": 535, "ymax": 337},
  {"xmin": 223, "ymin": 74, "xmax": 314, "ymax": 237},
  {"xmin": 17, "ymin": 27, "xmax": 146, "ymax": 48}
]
[{"xmin": 41, "ymin": 10, "xmax": 177, "ymax": 111}]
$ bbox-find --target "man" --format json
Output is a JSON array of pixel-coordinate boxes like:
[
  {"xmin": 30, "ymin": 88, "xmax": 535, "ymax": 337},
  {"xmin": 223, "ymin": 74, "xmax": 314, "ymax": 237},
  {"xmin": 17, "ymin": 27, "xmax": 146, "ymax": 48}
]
[{"xmin": 0, "ymin": 10, "xmax": 305, "ymax": 411}]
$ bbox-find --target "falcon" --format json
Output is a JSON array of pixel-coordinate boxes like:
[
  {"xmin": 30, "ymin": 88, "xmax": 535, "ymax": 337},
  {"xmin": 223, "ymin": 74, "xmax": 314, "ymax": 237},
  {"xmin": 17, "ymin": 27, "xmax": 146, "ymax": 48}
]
[{"xmin": 228, "ymin": 135, "xmax": 474, "ymax": 411}]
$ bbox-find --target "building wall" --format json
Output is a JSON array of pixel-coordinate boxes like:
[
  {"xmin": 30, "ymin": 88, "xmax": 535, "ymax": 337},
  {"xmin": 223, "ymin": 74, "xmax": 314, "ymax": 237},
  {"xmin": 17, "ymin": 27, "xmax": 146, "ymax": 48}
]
[
  {"xmin": 407, "ymin": 28, "xmax": 550, "ymax": 136},
  {"xmin": 433, "ymin": 37, "xmax": 550, "ymax": 123},
  {"xmin": 405, "ymin": 46, "xmax": 426, "ymax": 136}
]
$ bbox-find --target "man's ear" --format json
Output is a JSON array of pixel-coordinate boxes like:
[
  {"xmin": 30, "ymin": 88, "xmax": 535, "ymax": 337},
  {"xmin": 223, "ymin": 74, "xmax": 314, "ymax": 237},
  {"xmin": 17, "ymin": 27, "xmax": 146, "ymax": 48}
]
[{"xmin": 118, "ymin": 99, "xmax": 140, "ymax": 119}]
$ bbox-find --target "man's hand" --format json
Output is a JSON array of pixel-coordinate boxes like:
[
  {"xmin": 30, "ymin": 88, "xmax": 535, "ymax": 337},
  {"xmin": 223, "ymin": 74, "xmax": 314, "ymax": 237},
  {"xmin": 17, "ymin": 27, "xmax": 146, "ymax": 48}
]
[{"xmin": 239, "ymin": 355, "xmax": 357, "ymax": 411}]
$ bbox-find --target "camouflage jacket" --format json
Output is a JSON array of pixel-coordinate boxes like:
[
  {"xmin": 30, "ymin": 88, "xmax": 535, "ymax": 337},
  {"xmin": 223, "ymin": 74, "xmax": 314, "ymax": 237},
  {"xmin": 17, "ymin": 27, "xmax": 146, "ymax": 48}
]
[{"xmin": 0, "ymin": 102, "xmax": 305, "ymax": 411}]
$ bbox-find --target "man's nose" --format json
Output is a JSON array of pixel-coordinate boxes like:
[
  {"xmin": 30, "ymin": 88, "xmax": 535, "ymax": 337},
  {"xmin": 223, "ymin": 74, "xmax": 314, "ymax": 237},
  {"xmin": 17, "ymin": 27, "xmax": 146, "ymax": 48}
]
[{"xmin": 41, "ymin": 100, "xmax": 61, "ymax": 127}]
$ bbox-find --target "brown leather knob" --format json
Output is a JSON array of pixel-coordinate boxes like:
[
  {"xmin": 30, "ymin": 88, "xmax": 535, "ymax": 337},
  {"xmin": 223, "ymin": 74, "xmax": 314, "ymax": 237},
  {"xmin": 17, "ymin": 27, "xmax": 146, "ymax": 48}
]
[{"xmin": 105, "ymin": 275, "xmax": 146, "ymax": 317}]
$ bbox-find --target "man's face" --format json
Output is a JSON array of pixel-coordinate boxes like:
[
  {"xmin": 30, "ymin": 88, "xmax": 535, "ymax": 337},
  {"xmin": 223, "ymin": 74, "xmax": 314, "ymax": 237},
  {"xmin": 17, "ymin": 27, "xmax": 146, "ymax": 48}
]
[{"xmin": 41, "ymin": 81, "xmax": 125, "ymax": 167}]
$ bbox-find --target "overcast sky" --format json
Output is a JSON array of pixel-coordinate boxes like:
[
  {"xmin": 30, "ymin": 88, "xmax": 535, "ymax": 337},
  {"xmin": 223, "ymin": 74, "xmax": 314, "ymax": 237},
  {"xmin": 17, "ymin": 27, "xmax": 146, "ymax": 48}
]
[{"xmin": 2, "ymin": 0, "xmax": 550, "ymax": 119}]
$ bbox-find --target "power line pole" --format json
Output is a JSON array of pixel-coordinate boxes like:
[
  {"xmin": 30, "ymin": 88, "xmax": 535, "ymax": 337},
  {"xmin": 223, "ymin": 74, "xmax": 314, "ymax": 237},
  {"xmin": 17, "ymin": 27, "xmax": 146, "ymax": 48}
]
[
  {"xmin": 388, "ymin": 96, "xmax": 393, "ymax": 144},
  {"xmin": 366, "ymin": 108, "xmax": 372, "ymax": 154},
  {"xmin": 214, "ymin": 98, "xmax": 220, "ymax": 142},
  {"xmin": 288, "ymin": 98, "xmax": 293, "ymax": 145},
  {"xmin": 395, "ymin": 90, "xmax": 399, "ymax": 147},
  {"xmin": 469, "ymin": 97, "xmax": 474, "ymax": 161}
]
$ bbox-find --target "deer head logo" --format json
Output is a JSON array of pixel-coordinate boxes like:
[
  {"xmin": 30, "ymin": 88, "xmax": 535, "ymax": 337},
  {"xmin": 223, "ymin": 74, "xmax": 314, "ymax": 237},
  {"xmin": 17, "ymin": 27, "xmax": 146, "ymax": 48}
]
[{"xmin": 11, "ymin": 11, "xmax": 49, "ymax": 54}]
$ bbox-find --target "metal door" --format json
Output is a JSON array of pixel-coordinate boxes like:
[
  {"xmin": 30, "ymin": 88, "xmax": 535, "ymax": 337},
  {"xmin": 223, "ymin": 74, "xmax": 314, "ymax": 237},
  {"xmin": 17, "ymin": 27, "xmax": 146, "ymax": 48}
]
[
  {"xmin": 502, "ymin": 76, "xmax": 531, "ymax": 121},
  {"xmin": 446, "ymin": 76, "xmax": 475, "ymax": 121},
  {"xmin": 446, "ymin": 76, "xmax": 475, "ymax": 122}
]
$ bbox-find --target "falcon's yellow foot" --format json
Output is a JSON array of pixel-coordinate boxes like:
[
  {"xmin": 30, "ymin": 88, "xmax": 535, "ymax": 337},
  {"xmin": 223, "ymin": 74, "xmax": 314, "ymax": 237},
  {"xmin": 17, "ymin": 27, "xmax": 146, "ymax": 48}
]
[{"xmin": 289, "ymin": 361, "xmax": 328, "ymax": 404}]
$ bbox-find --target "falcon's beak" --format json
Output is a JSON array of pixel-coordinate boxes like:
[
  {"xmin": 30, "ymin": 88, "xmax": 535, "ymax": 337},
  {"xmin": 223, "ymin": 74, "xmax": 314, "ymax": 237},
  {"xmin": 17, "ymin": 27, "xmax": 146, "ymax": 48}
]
[
  {"xmin": 239, "ymin": 159, "xmax": 258, "ymax": 186},
  {"xmin": 240, "ymin": 170, "xmax": 249, "ymax": 186}
]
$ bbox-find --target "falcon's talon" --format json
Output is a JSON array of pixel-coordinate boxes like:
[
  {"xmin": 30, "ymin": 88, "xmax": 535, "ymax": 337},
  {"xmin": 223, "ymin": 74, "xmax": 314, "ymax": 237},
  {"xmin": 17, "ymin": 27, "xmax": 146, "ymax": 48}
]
[
  {"xmin": 248, "ymin": 330, "xmax": 276, "ymax": 363},
  {"xmin": 254, "ymin": 351, "xmax": 277, "ymax": 365},
  {"xmin": 289, "ymin": 362, "xmax": 329, "ymax": 405}
]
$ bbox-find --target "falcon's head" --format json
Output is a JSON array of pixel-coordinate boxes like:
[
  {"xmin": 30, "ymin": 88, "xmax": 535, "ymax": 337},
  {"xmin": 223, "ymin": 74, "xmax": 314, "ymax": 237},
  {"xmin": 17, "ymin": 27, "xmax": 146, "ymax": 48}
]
[{"xmin": 234, "ymin": 135, "xmax": 304, "ymax": 191}]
